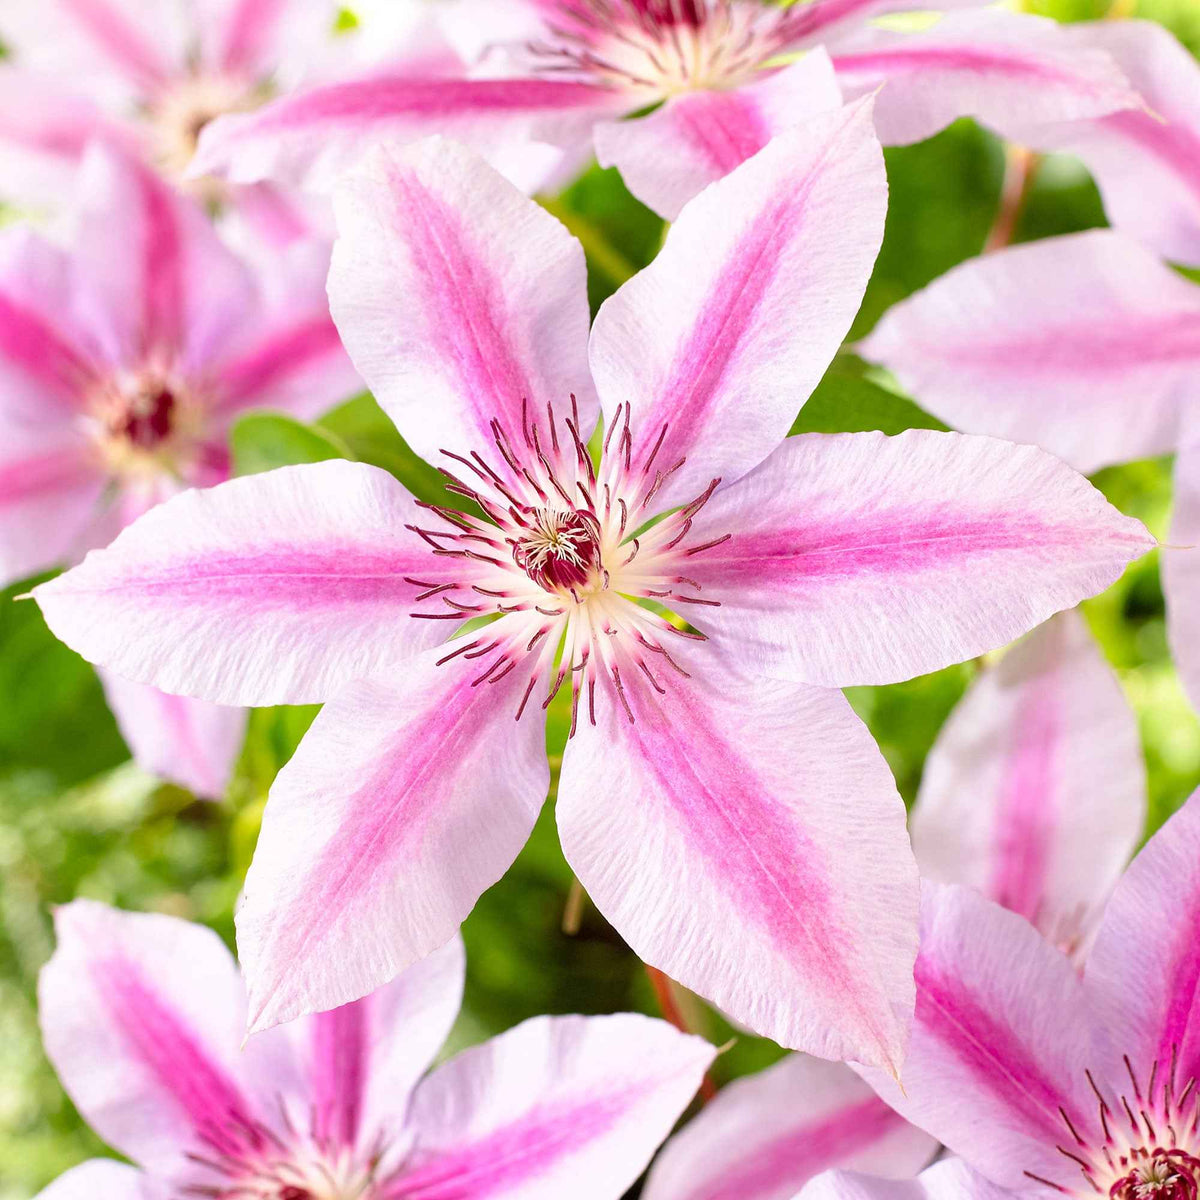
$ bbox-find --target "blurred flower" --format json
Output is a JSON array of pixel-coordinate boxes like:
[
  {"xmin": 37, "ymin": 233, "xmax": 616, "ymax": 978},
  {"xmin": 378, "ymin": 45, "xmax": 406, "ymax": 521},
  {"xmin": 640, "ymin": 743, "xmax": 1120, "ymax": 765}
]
[
  {"xmin": 188, "ymin": 0, "xmax": 1143, "ymax": 219},
  {"xmin": 0, "ymin": 0, "xmax": 446, "ymax": 238},
  {"xmin": 911, "ymin": 610, "xmax": 1146, "ymax": 962},
  {"xmin": 863, "ymin": 22, "xmax": 1200, "ymax": 710},
  {"xmin": 842, "ymin": 786, "xmax": 1200, "ymax": 1198},
  {"xmin": 33, "ymin": 900, "xmax": 714, "ymax": 1200},
  {"xmin": 643, "ymin": 1053, "xmax": 937, "ymax": 1200},
  {"xmin": 33, "ymin": 117, "xmax": 1153, "ymax": 1064},
  {"xmin": 1, "ymin": 143, "xmax": 361, "ymax": 796}
]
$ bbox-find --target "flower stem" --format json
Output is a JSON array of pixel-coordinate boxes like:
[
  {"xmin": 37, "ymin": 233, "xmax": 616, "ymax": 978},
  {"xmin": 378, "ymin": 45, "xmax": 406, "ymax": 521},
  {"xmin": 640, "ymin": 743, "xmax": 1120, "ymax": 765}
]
[
  {"xmin": 984, "ymin": 144, "xmax": 1041, "ymax": 254},
  {"xmin": 644, "ymin": 965, "xmax": 719, "ymax": 1103}
]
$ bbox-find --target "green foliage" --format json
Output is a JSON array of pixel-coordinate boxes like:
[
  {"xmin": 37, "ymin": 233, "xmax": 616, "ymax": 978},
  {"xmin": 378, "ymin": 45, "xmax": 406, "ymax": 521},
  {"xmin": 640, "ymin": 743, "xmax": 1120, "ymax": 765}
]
[{"xmin": 230, "ymin": 411, "xmax": 349, "ymax": 475}]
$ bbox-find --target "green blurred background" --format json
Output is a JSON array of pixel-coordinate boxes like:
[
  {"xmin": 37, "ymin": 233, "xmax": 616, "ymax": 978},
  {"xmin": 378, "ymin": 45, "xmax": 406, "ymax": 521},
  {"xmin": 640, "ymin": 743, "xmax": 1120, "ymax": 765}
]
[{"xmin": 4, "ymin": 1, "xmax": 1200, "ymax": 1195}]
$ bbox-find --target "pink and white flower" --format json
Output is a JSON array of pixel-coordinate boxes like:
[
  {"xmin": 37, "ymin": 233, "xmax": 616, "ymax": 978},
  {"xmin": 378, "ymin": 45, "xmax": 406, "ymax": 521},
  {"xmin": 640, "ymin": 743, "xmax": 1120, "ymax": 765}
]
[
  {"xmin": 189, "ymin": 0, "xmax": 1142, "ymax": 219},
  {"xmin": 644, "ymin": 1053, "xmax": 938, "ymax": 1200},
  {"xmin": 2, "ymin": 142, "xmax": 361, "ymax": 796},
  {"xmin": 34, "ymin": 899, "xmax": 715, "ymax": 1200},
  {"xmin": 33, "ymin": 116, "xmax": 1154, "ymax": 1061},
  {"xmin": 845, "ymin": 784, "xmax": 1200, "ymax": 1198},
  {"xmin": 0, "ymin": 0, "xmax": 452, "ymax": 236},
  {"xmin": 912, "ymin": 610, "xmax": 1146, "ymax": 961}
]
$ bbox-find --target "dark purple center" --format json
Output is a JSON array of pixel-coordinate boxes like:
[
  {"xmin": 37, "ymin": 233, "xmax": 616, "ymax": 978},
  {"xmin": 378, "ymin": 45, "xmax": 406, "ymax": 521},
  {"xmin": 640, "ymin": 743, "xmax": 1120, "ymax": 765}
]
[{"xmin": 110, "ymin": 386, "xmax": 176, "ymax": 449}]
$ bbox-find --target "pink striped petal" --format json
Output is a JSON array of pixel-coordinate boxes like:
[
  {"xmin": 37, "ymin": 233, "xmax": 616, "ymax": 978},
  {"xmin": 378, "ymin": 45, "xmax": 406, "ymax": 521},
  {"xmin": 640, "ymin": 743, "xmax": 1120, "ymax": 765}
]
[
  {"xmin": 237, "ymin": 644, "xmax": 548, "ymax": 1032},
  {"xmin": 0, "ymin": 428, "xmax": 105, "ymax": 588},
  {"xmin": 212, "ymin": 241, "xmax": 360, "ymax": 424},
  {"xmin": 799, "ymin": 1159, "xmax": 1015, "ymax": 1200},
  {"xmin": 98, "ymin": 671, "xmax": 248, "ymax": 801},
  {"xmin": 1084, "ymin": 788, "xmax": 1200, "ymax": 1095},
  {"xmin": 38, "ymin": 901, "xmax": 272, "ymax": 1176},
  {"xmin": 71, "ymin": 144, "xmax": 255, "ymax": 370},
  {"xmin": 0, "ymin": 68, "xmax": 133, "ymax": 208},
  {"xmin": 35, "ymin": 1161, "xmax": 163, "ymax": 1200},
  {"xmin": 780, "ymin": 0, "xmax": 994, "ymax": 49},
  {"xmin": 593, "ymin": 51, "xmax": 842, "ymax": 221},
  {"xmin": 34, "ymin": 461, "xmax": 461, "ymax": 706},
  {"xmin": 0, "ymin": 0, "xmax": 184, "ymax": 101},
  {"xmin": 299, "ymin": 937, "xmax": 464, "ymax": 1152},
  {"xmin": 558, "ymin": 663, "xmax": 917, "ymax": 1069},
  {"xmin": 644, "ymin": 1056, "xmax": 937, "ymax": 1200},
  {"xmin": 191, "ymin": 75, "xmax": 620, "ymax": 193},
  {"xmin": 685, "ymin": 431, "xmax": 1155, "ymax": 688},
  {"xmin": 198, "ymin": 0, "xmax": 331, "ymax": 77},
  {"xmin": 589, "ymin": 100, "xmax": 886, "ymax": 511},
  {"xmin": 830, "ymin": 11, "xmax": 1142, "ymax": 147},
  {"xmin": 1038, "ymin": 21, "xmax": 1200, "ymax": 269},
  {"xmin": 859, "ymin": 883, "xmax": 1097, "ymax": 1191},
  {"xmin": 0, "ymin": 227, "xmax": 102, "ymax": 418},
  {"xmin": 861, "ymin": 230, "xmax": 1200, "ymax": 474},
  {"xmin": 393, "ymin": 1014, "xmax": 715, "ymax": 1200},
  {"xmin": 329, "ymin": 136, "xmax": 596, "ymax": 465},
  {"xmin": 912, "ymin": 611, "xmax": 1145, "ymax": 958},
  {"xmin": 1166, "ymin": 446, "xmax": 1200, "ymax": 713}
]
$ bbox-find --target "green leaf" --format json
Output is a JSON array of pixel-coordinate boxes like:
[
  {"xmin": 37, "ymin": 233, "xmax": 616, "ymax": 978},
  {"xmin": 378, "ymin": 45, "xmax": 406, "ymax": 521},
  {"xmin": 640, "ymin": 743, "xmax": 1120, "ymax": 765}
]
[
  {"xmin": 230, "ymin": 411, "xmax": 351, "ymax": 476},
  {"xmin": 318, "ymin": 392, "xmax": 462, "ymax": 507},
  {"xmin": 790, "ymin": 362, "xmax": 948, "ymax": 436}
]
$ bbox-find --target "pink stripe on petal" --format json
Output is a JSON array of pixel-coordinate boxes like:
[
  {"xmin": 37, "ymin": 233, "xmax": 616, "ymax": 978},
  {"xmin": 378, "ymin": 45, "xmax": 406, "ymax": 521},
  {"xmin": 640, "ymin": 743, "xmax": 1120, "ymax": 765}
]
[
  {"xmin": 59, "ymin": 0, "xmax": 170, "ymax": 87},
  {"xmin": 559, "ymin": 668, "xmax": 917, "ymax": 1066},
  {"xmin": 0, "ymin": 288, "xmax": 93, "ymax": 401},
  {"xmin": 219, "ymin": 0, "xmax": 287, "ymax": 73},
  {"xmin": 590, "ymin": 101, "xmax": 885, "ymax": 510},
  {"xmin": 214, "ymin": 317, "xmax": 345, "ymax": 415},
  {"xmin": 0, "ymin": 442, "xmax": 98, "ymax": 508},
  {"xmin": 90, "ymin": 955, "xmax": 258, "ymax": 1158},
  {"xmin": 136, "ymin": 163, "xmax": 185, "ymax": 354},
  {"xmin": 329, "ymin": 137, "xmax": 596, "ymax": 467},
  {"xmin": 237, "ymin": 649, "xmax": 549, "ymax": 1031},
  {"xmin": 310, "ymin": 1000, "xmax": 368, "ymax": 1149}
]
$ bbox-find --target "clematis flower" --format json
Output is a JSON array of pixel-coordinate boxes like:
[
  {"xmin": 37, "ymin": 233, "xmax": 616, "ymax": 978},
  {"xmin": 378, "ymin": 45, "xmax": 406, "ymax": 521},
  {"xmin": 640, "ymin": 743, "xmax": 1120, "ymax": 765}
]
[
  {"xmin": 911, "ymin": 610, "xmax": 1146, "ymax": 961},
  {"xmin": 2, "ymin": 142, "xmax": 361, "ymax": 797},
  {"xmin": 33, "ymin": 899, "xmax": 715, "ymax": 1200},
  {"xmin": 34, "ymin": 114, "xmax": 1154, "ymax": 1062},
  {"xmin": 643, "ymin": 1053, "xmax": 937, "ymax": 1200},
  {"xmin": 0, "ymin": 0, "xmax": 451, "ymax": 236},
  {"xmin": 843, "ymin": 784, "xmax": 1200, "ymax": 1198},
  {"xmin": 799, "ymin": 1158, "xmax": 1013, "ymax": 1200},
  {"xmin": 188, "ymin": 0, "xmax": 1142, "ymax": 220}
]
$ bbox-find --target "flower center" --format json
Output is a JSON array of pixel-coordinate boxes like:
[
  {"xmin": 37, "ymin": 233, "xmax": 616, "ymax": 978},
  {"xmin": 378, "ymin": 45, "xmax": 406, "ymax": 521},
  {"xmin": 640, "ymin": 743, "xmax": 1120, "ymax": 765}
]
[
  {"xmin": 149, "ymin": 73, "xmax": 265, "ymax": 183},
  {"xmin": 405, "ymin": 396, "xmax": 730, "ymax": 733},
  {"xmin": 1029, "ymin": 1052, "xmax": 1200, "ymax": 1199},
  {"xmin": 87, "ymin": 369, "xmax": 203, "ymax": 480},
  {"xmin": 528, "ymin": 0, "xmax": 797, "ymax": 94}
]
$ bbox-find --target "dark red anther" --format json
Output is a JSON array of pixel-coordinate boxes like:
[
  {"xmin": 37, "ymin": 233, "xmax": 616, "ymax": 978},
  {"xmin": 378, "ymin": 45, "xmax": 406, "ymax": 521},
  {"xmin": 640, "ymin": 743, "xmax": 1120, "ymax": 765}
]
[{"xmin": 110, "ymin": 385, "xmax": 176, "ymax": 449}]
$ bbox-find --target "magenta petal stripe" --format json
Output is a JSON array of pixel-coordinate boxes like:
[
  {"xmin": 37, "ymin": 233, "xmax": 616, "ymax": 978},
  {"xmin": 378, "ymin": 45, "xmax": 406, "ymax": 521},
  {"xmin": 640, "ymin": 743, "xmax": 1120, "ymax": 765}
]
[
  {"xmin": 310, "ymin": 1001, "xmax": 369, "ymax": 1150},
  {"xmin": 0, "ymin": 288, "xmax": 95, "ymax": 400},
  {"xmin": 214, "ymin": 316, "xmax": 346, "ymax": 416},
  {"xmin": 218, "ymin": 0, "xmax": 287, "ymax": 73},
  {"xmin": 59, "ymin": 0, "xmax": 170, "ymax": 87}
]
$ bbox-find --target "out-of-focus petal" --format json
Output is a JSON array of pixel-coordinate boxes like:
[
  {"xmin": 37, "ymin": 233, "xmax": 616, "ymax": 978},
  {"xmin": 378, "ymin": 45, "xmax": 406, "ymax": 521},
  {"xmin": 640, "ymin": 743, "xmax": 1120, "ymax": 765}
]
[
  {"xmin": 644, "ymin": 1055, "xmax": 937, "ymax": 1200},
  {"xmin": 329, "ymin": 136, "xmax": 595, "ymax": 464},
  {"xmin": 97, "ymin": 670, "xmax": 247, "ymax": 801},
  {"xmin": 1084, "ymin": 788, "xmax": 1200, "ymax": 1094},
  {"xmin": 297, "ymin": 937, "xmax": 464, "ymax": 1151},
  {"xmin": 859, "ymin": 883, "xmax": 1098, "ymax": 1192},
  {"xmin": 191, "ymin": 76, "xmax": 621, "ymax": 193},
  {"xmin": 830, "ymin": 11, "xmax": 1142, "ymax": 147},
  {"xmin": 394, "ymin": 1014, "xmax": 715, "ymax": 1200},
  {"xmin": 593, "ymin": 51, "xmax": 842, "ymax": 222},
  {"xmin": 861, "ymin": 230, "xmax": 1200, "ymax": 474},
  {"xmin": 1038, "ymin": 21, "xmax": 1200, "ymax": 269},
  {"xmin": 39, "ymin": 901, "xmax": 269, "ymax": 1176},
  {"xmin": 34, "ymin": 461, "xmax": 465, "ymax": 706},
  {"xmin": 912, "ymin": 611, "xmax": 1145, "ymax": 956},
  {"xmin": 590, "ymin": 100, "xmax": 886, "ymax": 511},
  {"xmin": 558, "ymin": 660, "xmax": 917, "ymax": 1070},
  {"xmin": 686, "ymin": 430, "xmax": 1154, "ymax": 687},
  {"xmin": 237, "ymin": 644, "xmax": 549, "ymax": 1032},
  {"xmin": 70, "ymin": 145, "xmax": 255, "ymax": 371}
]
